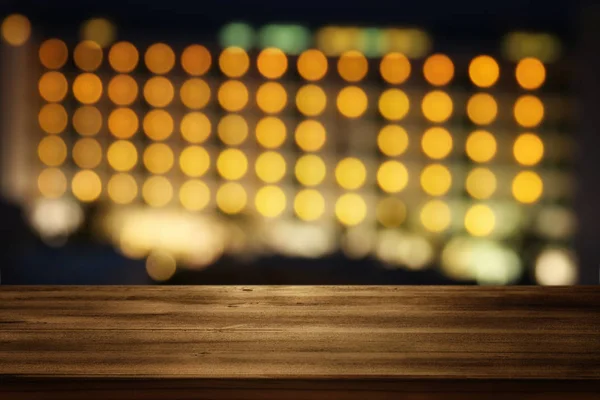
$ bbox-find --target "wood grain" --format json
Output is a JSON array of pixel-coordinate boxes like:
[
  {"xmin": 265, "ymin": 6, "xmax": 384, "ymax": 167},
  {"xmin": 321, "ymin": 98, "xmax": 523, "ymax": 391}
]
[{"xmin": 0, "ymin": 286, "xmax": 599, "ymax": 398}]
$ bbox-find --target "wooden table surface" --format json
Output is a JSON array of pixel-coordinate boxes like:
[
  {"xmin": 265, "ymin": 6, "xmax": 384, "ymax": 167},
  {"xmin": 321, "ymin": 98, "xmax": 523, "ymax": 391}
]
[{"xmin": 0, "ymin": 286, "xmax": 599, "ymax": 399}]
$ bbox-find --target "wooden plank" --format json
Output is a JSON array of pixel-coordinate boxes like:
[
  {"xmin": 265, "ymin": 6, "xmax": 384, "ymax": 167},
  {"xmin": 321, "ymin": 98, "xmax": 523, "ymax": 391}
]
[
  {"xmin": 0, "ymin": 286, "xmax": 599, "ymax": 378},
  {"xmin": 0, "ymin": 286, "xmax": 599, "ymax": 398}
]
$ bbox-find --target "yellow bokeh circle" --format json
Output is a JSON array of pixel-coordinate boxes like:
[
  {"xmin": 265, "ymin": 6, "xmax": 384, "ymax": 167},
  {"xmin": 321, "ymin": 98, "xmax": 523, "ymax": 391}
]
[
  {"xmin": 377, "ymin": 161, "xmax": 409, "ymax": 193},
  {"xmin": 420, "ymin": 164, "xmax": 452, "ymax": 196},
  {"xmin": 335, "ymin": 193, "xmax": 367, "ymax": 226},
  {"xmin": 337, "ymin": 86, "xmax": 368, "ymax": 118},
  {"xmin": 378, "ymin": 89, "xmax": 409, "ymax": 121},
  {"xmin": 72, "ymin": 170, "xmax": 102, "ymax": 202},
  {"xmin": 335, "ymin": 157, "xmax": 366, "ymax": 190}
]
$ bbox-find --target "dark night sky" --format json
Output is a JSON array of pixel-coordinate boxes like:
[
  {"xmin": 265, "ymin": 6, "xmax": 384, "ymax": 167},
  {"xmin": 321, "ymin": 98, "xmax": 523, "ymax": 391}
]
[{"xmin": 1, "ymin": 0, "xmax": 584, "ymax": 40}]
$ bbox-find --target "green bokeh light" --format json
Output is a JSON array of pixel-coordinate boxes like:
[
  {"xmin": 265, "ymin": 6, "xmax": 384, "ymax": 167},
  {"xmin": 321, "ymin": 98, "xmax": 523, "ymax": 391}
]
[
  {"xmin": 258, "ymin": 24, "xmax": 310, "ymax": 55},
  {"xmin": 219, "ymin": 22, "xmax": 255, "ymax": 50},
  {"xmin": 358, "ymin": 28, "xmax": 386, "ymax": 57}
]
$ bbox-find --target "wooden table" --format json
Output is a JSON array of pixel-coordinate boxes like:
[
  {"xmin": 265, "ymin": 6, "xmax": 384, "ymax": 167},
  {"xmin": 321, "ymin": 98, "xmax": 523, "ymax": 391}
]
[{"xmin": 0, "ymin": 286, "xmax": 599, "ymax": 399}]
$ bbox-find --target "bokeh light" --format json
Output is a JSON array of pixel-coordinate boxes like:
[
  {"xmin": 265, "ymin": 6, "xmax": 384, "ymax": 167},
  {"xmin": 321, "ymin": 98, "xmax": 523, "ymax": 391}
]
[
  {"xmin": 466, "ymin": 168, "xmax": 496, "ymax": 199},
  {"xmin": 441, "ymin": 237, "xmax": 477, "ymax": 280},
  {"xmin": 71, "ymin": 170, "xmax": 102, "ymax": 202},
  {"xmin": 535, "ymin": 206, "xmax": 576, "ymax": 240},
  {"xmin": 442, "ymin": 237, "xmax": 523, "ymax": 284},
  {"xmin": 256, "ymin": 82, "xmax": 287, "ymax": 114},
  {"xmin": 257, "ymin": 48, "xmax": 288, "ymax": 79},
  {"xmin": 219, "ymin": 47, "xmax": 249, "ymax": 78},
  {"xmin": 294, "ymin": 189, "xmax": 325, "ymax": 221},
  {"xmin": 143, "ymin": 109, "xmax": 173, "ymax": 141},
  {"xmin": 295, "ymin": 120, "xmax": 326, "ymax": 151},
  {"xmin": 420, "ymin": 200, "xmax": 451, "ymax": 232},
  {"xmin": 38, "ymin": 136, "xmax": 67, "ymax": 167},
  {"xmin": 376, "ymin": 197, "xmax": 406, "ymax": 228},
  {"xmin": 377, "ymin": 125, "xmax": 409, "ymax": 156},
  {"xmin": 142, "ymin": 176, "xmax": 173, "ymax": 207},
  {"xmin": 471, "ymin": 240, "xmax": 522, "ymax": 284},
  {"xmin": 218, "ymin": 80, "xmax": 248, "ymax": 111},
  {"xmin": 297, "ymin": 49, "xmax": 328, "ymax": 81},
  {"xmin": 255, "ymin": 151, "xmax": 286, "ymax": 183},
  {"xmin": 108, "ymin": 107, "xmax": 138, "ymax": 139},
  {"xmin": 296, "ymin": 84, "xmax": 327, "ymax": 116},
  {"xmin": 39, "ymin": 72, "xmax": 68, "ymax": 102},
  {"xmin": 335, "ymin": 157, "xmax": 366, "ymax": 190},
  {"xmin": 420, "ymin": 164, "xmax": 452, "ymax": 196},
  {"xmin": 466, "ymin": 130, "xmax": 497, "ymax": 163},
  {"xmin": 218, "ymin": 114, "xmax": 247, "ymax": 145},
  {"xmin": 219, "ymin": 22, "xmax": 255, "ymax": 50},
  {"xmin": 422, "ymin": 90, "xmax": 453, "ymax": 122},
  {"xmin": 179, "ymin": 180, "xmax": 210, "ymax": 211},
  {"xmin": 217, "ymin": 148, "xmax": 248, "ymax": 180},
  {"xmin": 467, "ymin": 93, "xmax": 497, "ymax": 125},
  {"xmin": 295, "ymin": 154, "xmax": 326, "ymax": 186},
  {"xmin": 256, "ymin": 117, "xmax": 286, "ymax": 148},
  {"xmin": 143, "ymin": 76, "xmax": 174, "ymax": 108},
  {"xmin": 38, "ymin": 168, "xmax": 67, "ymax": 199},
  {"xmin": 379, "ymin": 52, "xmax": 411, "ymax": 84},
  {"xmin": 109, "ymin": 41, "xmax": 139, "ymax": 73},
  {"xmin": 107, "ymin": 140, "xmax": 138, "ymax": 171},
  {"xmin": 335, "ymin": 193, "xmax": 367, "ymax": 226},
  {"xmin": 421, "ymin": 127, "xmax": 452, "ymax": 159},
  {"xmin": 423, "ymin": 54, "xmax": 454, "ymax": 86},
  {"xmin": 337, "ymin": 86, "xmax": 368, "ymax": 118},
  {"xmin": 145, "ymin": 43, "xmax": 175, "ymax": 74},
  {"xmin": 377, "ymin": 161, "xmax": 408, "ymax": 193},
  {"xmin": 398, "ymin": 234, "xmax": 435, "ymax": 270},
  {"xmin": 181, "ymin": 44, "xmax": 212, "ymax": 76},
  {"xmin": 108, "ymin": 74, "xmax": 138, "ymax": 106},
  {"xmin": 22, "ymin": 24, "xmax": 577, "ymax": 277},
  {"xmin": 179, "ymin": 146, "xmax": 210, "ymax": 178},
  {"xmin": 74, "ymin": 41, "xmax": 103, "ymax": 71},
  {"xmin": 108, "ymin": 173, "xmax": 138, "ymax": 204},
  {"xmin": 465, "ymin": 204, "xmax": 495, "ymax": 237},
  {"xmin": 516, "ymin": 57, "xmax": 545, "ymax": 90},
  {"xmin": 255, "ymin": 186, "xmax": 286, "ymax": 218},
  {"xmin": 39, "ymin": 39, "xmax": 68, "ymax": 69},
  {"xmin": 469, "ymin": 55, "xmax": 499, "ymax": 88},
  {"xmin": 81, "ymin": 17, "xmax": 115, "ymax": 48},
  {"xmin": 73, "ymin": 106, "xmax": 102, "ymax": 136},
  {"xmin": 180, "ymin": 78, "xmax": 211, "ymax": 109},
  {"xmin": 1, "ymin": 14, "xmax": 31, "ymax": 46},
  {"xmin": 72, "ymin": 138, "xmax": 102, "ymax": 169},
  {"xmin": 512, "ymin": 171, "xmax": 543, "ymax": 204},
  {"xmin": 216, "ymin": 182, "xmax": 247, "ymax": 214},
  {"xmin": 181, "ymin": 112, "xmax": 211, "ymax": 144},
  {"xmin": 503, "ymin": 32, "xmax": 561, "ymax": 64},
  {"xmin": 378, "ymin": 89, "xmax": 409, "ymax": 121},
  {"xmin": 28, "ymin": 197, "xmax": 85, "ymax": 240},
  {"xmin": 514, "ymin": 133, "xmax": 544, "ymax": 166},
  {"xmin": 258, "ymin": 24, "xmax": 310, "ymax": 55},
  {"xmin": 146, "ymin": 251, "xmax": 176, "ymax": 282},
  {"xmin": 73, "ymin": 73, "xmax": 103, "ymax": 104},
  {"xmin": 143, "ymin": 143, "xmax": 174, "ymax": 174},
  {"xmin": 514, "ymin": 95, "xmax": 544, "ymax": 127},
  {"xmin": 535, "ymin": 248, "xmax": 577, "ymax": 285},
  {"xmin": 38, "ymin": 103, "xmax": 68, "ymax": 134},
  {"xmin": 337, "ymin": 50, "xmax": 368, "ymax": 82}
]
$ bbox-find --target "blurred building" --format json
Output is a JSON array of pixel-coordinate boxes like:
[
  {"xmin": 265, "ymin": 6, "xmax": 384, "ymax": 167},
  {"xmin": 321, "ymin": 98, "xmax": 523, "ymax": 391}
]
[{"xmin": 0, "ymin": 9, "xmax": 580, "ymax": 284}]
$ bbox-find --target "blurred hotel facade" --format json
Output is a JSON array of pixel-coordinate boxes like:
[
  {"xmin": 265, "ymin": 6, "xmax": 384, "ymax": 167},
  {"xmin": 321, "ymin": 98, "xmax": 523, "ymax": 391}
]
[{"xmin": 0, "ymin": 4, "xmax": 589, "ymax": 285}]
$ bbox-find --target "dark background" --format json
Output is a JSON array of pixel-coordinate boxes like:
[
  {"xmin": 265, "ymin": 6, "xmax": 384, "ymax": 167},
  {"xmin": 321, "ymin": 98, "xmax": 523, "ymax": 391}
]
[
  {"xmin": 1, "ymin": 0, "xmax": 598, "ymax": 285},
  {"xmin": 0, "ymin": 0, "xmax": 581, "ymax": 41}
]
